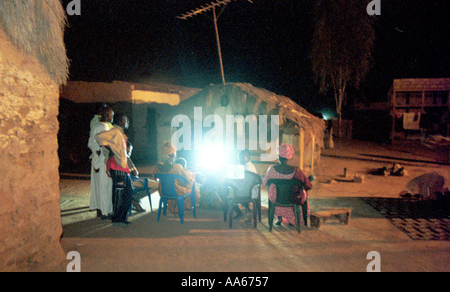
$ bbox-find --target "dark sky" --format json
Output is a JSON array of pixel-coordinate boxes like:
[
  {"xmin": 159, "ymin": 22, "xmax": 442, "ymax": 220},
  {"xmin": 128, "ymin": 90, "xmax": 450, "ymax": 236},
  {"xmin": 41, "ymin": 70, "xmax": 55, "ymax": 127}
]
[{"xmin": 62, "ymin": 0, "xmax": 450, "ymax": 115}]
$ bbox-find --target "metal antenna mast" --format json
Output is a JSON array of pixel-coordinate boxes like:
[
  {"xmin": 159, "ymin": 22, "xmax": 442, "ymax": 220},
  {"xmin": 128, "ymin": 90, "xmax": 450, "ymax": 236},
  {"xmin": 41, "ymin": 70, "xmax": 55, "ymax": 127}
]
[{"xmin": 178, "ymin": 0, "xmax": 249, "ymax": 84}]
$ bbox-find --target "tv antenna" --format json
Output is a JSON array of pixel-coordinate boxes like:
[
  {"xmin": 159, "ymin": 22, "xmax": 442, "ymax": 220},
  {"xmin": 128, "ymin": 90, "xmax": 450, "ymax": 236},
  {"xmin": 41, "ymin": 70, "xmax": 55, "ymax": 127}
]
[{"xmin": 178, "ymin": 0, "xmax": 253, "ymax": 84}]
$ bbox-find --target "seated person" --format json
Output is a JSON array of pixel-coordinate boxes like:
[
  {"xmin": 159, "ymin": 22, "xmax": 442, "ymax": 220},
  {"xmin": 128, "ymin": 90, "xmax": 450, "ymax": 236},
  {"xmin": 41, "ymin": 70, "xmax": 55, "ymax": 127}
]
[
  {"xmin": 239, "ymin": 149, "xmax": 257, "ymax": 174},
  {"xmin": 175, "ymin": 157, "xmax": 202, "ymax": 203},
  {"xmin": 227, "ymin": 149, "xmax": 259, "ymax": 220},
  {"xmin": 149, "ymin": 142, "xmax": 195, "ymax": 214},
  {"xmin": 219, "ymin": 150, "xmax": 260, "ymax": 221},
  {"xmin": 126, "ymin": 140, "xmax": 158, "ymax": 212},
  {"xmin": 174, "ymin": 157, "xmax": 205, "ymax": 184},
  {"xmin": 262, "ymin": 143, "xmax": 312, "ymax": 227},
  {"xmin": 400, "ymin": 172, "xmax": 445, "ymax": 200}
]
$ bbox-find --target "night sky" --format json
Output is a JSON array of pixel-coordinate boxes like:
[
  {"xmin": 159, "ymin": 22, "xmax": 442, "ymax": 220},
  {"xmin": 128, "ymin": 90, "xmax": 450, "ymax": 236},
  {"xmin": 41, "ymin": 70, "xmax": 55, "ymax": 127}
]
[{"xmin": 62, "ymin": 0, "xmax": 450, "ymax": 115}]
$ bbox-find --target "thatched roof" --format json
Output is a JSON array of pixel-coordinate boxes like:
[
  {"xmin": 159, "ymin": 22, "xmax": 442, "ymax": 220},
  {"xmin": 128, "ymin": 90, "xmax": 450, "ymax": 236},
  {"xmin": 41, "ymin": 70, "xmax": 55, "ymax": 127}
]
[
  {"xmin": 166, "ymin": 83, "xmax": 325, "ymax": 147},
  {"xmin": 0, "ymin": 0, "xmax": 69, "ymax": 84}
]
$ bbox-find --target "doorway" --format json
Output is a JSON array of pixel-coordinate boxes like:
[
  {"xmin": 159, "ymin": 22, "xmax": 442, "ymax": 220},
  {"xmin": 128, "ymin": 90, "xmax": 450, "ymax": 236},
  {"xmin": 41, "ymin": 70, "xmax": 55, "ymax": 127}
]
[{"xmin": 146, "ymin": 107, "xmax": 158, "ymax": 164}]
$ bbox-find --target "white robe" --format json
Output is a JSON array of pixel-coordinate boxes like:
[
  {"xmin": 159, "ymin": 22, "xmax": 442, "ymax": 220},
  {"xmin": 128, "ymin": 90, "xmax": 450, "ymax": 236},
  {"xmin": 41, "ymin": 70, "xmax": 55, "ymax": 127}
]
[{"xmin": 88, "ymin": 122, "xmax": 113, "ymax": 215}]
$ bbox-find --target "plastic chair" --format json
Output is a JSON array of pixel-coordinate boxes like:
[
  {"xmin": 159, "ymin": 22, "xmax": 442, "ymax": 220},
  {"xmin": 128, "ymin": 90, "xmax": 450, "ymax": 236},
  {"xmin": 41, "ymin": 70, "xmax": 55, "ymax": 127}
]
[
  {"xmin": 266, "ymin": 178, "xmax": 308, "ymax": 233},
  {"xmin": 155, "ymin": 173, "xmax": 196, "ymax": 224},
  {"xmin": 224, "ymin": 171, "xmax": 262, "ymax": 228},
  {"xmin": 128, "ymin": 176, "xmax": 153, "ymax": 216}
]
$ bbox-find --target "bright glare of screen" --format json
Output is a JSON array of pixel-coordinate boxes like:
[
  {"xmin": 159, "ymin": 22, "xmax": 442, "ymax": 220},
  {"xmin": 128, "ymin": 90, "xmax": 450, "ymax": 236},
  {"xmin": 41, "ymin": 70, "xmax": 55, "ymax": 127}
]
[{"xmin": 199, "ymin": 143, "xmax": 226, "ymax": 170}]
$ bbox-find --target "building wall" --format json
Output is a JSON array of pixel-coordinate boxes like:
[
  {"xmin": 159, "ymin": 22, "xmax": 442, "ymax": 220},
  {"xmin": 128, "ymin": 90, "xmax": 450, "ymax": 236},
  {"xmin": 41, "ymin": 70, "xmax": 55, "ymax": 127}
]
[
  {"xmin": 0, "ymin": 28, "xmax": 64, "ymax": 270},
  {"xmin": 60, "ymin": 80, "xmax": 200, "ymax": 104},
  {"xmin": 390, "ymin": 78, "xmax": 450, "ymax": 141},
  {"xmin": 60, "ymin": 81, "xmax": 133, "ymax": 103},
  {"xmin": 392, "ymin": 78, "xmax": 450, "ymax": 92},
  {"xmin": 131, "ymin": 90, "xmax": 180, "ymax": 105}
]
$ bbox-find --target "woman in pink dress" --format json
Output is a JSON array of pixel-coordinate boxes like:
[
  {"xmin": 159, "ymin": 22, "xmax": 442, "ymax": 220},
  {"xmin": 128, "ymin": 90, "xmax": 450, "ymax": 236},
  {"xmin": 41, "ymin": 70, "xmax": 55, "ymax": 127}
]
[{"xmin": 262, "ymin": 143, "xmax": 312, "ymax": 227}]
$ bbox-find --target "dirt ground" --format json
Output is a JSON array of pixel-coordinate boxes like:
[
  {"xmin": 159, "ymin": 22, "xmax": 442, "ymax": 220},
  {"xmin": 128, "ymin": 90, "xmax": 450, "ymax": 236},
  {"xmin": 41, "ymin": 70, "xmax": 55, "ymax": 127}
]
[{"xmin": 41, "ymin": 139, "xmax": 450, "ymax": 272}]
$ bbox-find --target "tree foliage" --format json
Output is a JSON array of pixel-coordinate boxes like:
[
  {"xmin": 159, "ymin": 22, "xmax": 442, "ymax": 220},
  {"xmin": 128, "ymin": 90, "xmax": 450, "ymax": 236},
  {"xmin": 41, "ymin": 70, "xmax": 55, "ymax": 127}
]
[{"xmin": 311, "ymin": 0, "xmax": 376, "ymax": 133}]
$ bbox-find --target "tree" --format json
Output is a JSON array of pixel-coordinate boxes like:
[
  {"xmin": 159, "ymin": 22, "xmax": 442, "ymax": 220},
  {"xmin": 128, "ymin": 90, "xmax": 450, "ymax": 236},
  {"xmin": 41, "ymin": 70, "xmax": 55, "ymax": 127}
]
[{"xmin": 311, "ymin": 0, "xmax": 375, "ymax": 138}]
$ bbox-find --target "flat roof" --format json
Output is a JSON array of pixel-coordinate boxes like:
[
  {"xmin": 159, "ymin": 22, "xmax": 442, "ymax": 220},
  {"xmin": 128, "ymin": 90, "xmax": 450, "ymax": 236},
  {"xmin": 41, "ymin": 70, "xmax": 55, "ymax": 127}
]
[{"xmin": 393, "ymin": 78, "xmax": 450, "ymax": 92}]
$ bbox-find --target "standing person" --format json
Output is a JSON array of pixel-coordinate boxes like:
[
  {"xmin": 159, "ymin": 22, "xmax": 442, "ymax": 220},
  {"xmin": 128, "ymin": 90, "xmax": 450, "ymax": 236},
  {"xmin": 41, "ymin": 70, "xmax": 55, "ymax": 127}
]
[
  {"xmin": 90, "ymin": 103, "xmax": 103, "ymax": 131},
  {"xmin": 90, "ymin": 103, "xmax": 114, "ymax": 131},
  {"xmin": 88, "ymin": 106, "xmax": 114, "ymax": 219},
  {"xmin": 324, "ymin": 120, "xmax": 334, "ymax": 149},
  {"xmin": 96, "ymin": 113, "xmax": 133, "ymax": 227},
  {"xmin": 262, "ymin": 143, "xmax": 312, "ymax": 227}
]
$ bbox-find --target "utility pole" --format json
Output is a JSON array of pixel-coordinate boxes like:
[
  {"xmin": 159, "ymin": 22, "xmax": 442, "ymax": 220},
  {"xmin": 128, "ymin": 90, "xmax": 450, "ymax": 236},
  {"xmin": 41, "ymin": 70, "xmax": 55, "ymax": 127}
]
[
  {"xmin": 212, "ymin": 5, "xmax": 226, "ymax": 84},
  {"xmin": 178, "ymin": 0, "xmax": 252, "ymax": 84}
]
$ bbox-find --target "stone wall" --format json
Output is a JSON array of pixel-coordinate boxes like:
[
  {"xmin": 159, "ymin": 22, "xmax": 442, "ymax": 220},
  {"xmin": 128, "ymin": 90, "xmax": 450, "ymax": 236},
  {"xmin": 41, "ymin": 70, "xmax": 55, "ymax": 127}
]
[{"xmin": 0, "ymin": 28, "xmax": 64, "ymax": 270}]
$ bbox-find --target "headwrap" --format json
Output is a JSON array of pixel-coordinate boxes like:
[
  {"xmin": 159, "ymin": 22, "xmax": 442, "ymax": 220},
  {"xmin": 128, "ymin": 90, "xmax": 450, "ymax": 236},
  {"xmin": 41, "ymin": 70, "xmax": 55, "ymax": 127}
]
[
  {"xmin": 161, "ymin": 141, "xmax": 176, "ymax": 157},
  {"xmin": 276, "ymin": 143, "xmax": 295, "ymax": 160}
]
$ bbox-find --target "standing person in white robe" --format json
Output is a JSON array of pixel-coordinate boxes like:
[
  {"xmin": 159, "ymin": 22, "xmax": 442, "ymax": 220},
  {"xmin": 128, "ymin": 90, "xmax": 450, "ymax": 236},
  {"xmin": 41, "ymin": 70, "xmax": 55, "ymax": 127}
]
[{"xmin": 88, "ymin": 106, "xmax": 114, "ymax": 218}]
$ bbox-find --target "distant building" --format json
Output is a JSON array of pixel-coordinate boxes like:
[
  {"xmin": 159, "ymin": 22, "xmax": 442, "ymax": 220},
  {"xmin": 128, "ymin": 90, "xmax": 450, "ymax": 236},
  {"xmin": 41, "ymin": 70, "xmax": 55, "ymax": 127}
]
[
  {"xmin": 160, "ymin": 83, "xmax": 325, "ymax": 174},
  {"xmin": 354, "ymin": 78, "xmax": 450, "ymax": 144},
  {"xmin": 59, "ymin": 80, "xmax": 200, "ymax": 165},
  {"xmin": 389, "ymin": 78, "xmax": 450, "ymax": 142}
]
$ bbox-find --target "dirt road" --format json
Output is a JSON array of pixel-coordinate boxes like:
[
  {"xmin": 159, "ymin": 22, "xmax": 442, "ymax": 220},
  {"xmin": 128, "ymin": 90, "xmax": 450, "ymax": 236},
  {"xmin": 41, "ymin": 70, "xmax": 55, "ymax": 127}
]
[{"xmin": 45, "ymin": 140, "xmax": 450, "ymax": 272}]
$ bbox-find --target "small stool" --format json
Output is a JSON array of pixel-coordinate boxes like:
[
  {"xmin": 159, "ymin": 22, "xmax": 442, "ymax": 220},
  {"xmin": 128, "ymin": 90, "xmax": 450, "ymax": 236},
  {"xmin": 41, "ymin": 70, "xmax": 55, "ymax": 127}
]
[{"xmin": 310, "ymin": 208, "xmax": 351, "ymax": 229}]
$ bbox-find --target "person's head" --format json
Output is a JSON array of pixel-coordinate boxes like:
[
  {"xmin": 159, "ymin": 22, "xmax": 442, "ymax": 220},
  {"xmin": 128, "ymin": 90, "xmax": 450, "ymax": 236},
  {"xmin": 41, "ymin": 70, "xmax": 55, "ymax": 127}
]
[
  {"xmin": 100, "ymin": 106, "xmax": 114, "ymax": 123},
  {"xmin": 174, "ymin": 157, "xmax": 187, "ymax": 169},
  {"xmin": 161, "ymin": 142, "xmax": 176, "ymax": 165},
  {"xmin": 126, "ymin": 140, "xmax": 133, "ymax": 157},
  {"xmin": 113, "ymin": 113, "xmax": 129, "ymax": 130},
  {"xmin": 276, "ymin": 143, "xmax": 295, "ymax": 165},
  {"xmin": 95, "ymin": 102, "xmax": 108, "ymax": 115},
  {"xmin": 238, "ymin": 149, "xmax": 251, "ymax": 165}
]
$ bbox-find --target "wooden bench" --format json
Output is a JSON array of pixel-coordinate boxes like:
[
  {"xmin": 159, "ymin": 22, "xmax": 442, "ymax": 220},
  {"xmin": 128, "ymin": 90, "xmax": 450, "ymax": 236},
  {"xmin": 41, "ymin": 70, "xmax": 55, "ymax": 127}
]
[{"xmin": 310, "ymin": 208, "xmax": 351, "ymax": 229}]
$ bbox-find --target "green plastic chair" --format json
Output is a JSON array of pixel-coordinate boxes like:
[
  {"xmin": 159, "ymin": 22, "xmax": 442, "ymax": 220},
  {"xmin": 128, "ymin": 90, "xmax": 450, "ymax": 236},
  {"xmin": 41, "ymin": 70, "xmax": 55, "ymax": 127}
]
[
  {"xmin": 224, "ymin": 171, "xmax": 262, "ymax": 229},
  {"xmin": 266, "ymin": 178, "xmax": 308, "ymax": 233}
]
